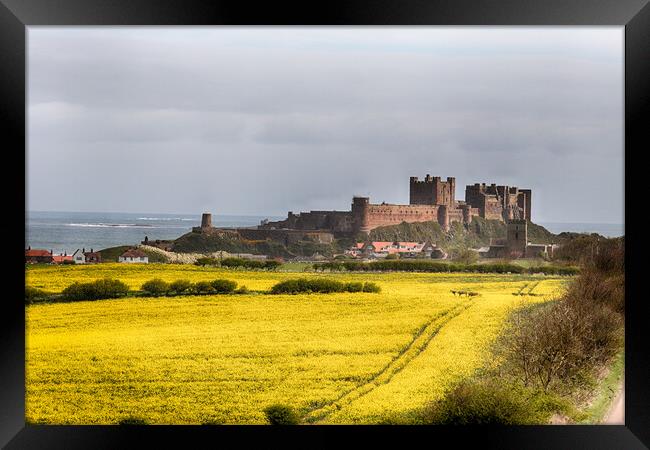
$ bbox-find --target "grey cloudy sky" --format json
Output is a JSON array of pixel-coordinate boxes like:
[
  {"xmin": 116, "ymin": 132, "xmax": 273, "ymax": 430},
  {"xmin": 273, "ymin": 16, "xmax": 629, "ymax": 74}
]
[{"xmin": 28, "ymin": 27, "xmax": 623, "ymax": 223}]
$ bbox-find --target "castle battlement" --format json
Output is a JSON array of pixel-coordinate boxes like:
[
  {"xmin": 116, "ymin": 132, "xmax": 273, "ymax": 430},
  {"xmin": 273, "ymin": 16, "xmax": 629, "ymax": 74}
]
[{"xmin": 257, "ymin": 175, "xmax": 531, "ymax": 235}]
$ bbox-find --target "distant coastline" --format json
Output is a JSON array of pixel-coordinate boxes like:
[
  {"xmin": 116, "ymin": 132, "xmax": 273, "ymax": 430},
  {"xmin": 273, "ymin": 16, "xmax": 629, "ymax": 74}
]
[
  {"xmin": 537, "ymin": 222, "xmax": 624, "ymax": 238},
  {"xmin": 25, "ymin": 210, "xmax": 623, "ymax": 255},
  {"xmin": 25, "ymin": 211, "xmax": 284, "ymax": 254}
]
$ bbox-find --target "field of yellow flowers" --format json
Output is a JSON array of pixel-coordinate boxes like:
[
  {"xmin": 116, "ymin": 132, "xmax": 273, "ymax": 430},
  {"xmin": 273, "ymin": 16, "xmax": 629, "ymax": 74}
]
[{"xmin": 25, "ymin": 264, "xmax": 568, "ymax": 424}]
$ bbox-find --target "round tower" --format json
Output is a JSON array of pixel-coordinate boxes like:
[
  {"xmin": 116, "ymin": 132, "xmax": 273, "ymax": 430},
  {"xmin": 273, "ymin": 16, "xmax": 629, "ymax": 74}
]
[
  {"xmin": 437, "ymin": 205, "xmax": 450, "ymax": 232},
  {"xmin": 352, "ymin": 197, "xmax": 370, "ymax": 234},
  {"xmin": 201, "ymin": 213, "xmax": 212, "ymax": 229}
]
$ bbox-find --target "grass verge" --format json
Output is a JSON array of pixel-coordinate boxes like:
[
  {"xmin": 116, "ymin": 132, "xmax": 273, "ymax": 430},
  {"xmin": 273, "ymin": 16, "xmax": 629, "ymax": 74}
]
[{"xmin": 578, "ymin": 350, "xmax": 625, "ymax": 424}]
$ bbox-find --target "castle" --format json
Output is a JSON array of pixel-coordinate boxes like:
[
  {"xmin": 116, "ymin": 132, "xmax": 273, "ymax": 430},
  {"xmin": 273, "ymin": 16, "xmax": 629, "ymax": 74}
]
[{"xmin": 258, "ymin": 175, "xmax": 532, "ymax": 235}]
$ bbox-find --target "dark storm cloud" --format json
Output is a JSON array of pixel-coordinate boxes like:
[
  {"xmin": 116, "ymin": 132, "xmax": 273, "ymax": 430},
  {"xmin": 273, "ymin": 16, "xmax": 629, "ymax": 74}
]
[{"xmin": 28, "ymin": 27, "xmax": 623, "ymax": 223}]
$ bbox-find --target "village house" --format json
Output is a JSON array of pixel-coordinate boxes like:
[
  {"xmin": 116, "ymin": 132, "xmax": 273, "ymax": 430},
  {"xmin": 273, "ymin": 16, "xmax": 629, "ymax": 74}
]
[
  {"xmin": 51, "ymin": 252, "xmax": 73, "ymax": 264},
  {"xmin": 72, "ymin": 249, "xmax": 85, "ymax": 264},
  {"xmin": 118, "ymin": 248, "xmax": 149, "ymax": 264},
  {"xmin": 25, "ymin": 247, "xmax": 73, "ymax": 264},
  {"xmin": 345, "ymin": 241, "xmax": 445, "ymax": 259},
  {"xmin": 25, "ymin": 248, "xmax": 54, "ymax": 264},
  {"xmin": 72, "ymin": 248, "xmax": 102, "ymax": 264}
]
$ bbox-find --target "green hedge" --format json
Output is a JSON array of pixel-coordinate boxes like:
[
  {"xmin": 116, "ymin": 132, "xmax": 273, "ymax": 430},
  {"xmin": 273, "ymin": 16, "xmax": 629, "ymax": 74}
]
[
  {"xmin": 263, "ymin": 404, "xmax": 300, "ymax": 425},
  {"xmin": 220, "ymin": 257, "xmax": 282, "ymax": 270},
  {"xmin": 314, "ymin": 260, "xmax": 579, "ymax": 275},
  {"xmin": 270, "ymin": 278, "xmax": 381, "ymax": 294},
  {"xmin": 424, "ymin": 379, "xmax": 540, "ymax": 425},
  {"xmin": 169, "ymin": 279, "xmax": 192, "ymax": 294},
  {"xmin": 61, "ymin": 278, "xmax": 129, "ymax": 301},
  {"xmin": 194, "ymin": 257, "xmax": 220, "ymax": 266},
  {"xmin": 25, "ymin": 286, "xmax": 50, "ymax": 304},
  {"xmin": 210, "ymin": 279, "xmax": 238, "ymax": 294},
  {"xmin": 141, "ymin": 278, "xmax": 170, "ymax": 295}
]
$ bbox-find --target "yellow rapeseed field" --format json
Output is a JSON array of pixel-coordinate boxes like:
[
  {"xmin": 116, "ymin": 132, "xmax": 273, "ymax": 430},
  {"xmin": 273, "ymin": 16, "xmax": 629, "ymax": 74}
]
[{"xmin": 25, "ymin": 264, "xmax": 569, "ymax": 424}]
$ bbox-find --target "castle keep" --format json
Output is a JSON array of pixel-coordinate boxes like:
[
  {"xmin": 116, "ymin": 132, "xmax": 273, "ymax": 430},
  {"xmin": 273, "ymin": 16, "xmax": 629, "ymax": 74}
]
[{"xmin": 258, "ymin": 175, "xmax": 532, "ymax": 235}]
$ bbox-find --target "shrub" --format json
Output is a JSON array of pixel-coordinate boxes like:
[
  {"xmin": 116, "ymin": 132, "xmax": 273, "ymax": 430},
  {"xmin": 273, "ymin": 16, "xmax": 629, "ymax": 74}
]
[
  {"xmin": 499, "ymin": 299, "xmax": 622, "ymax": 392},
  {"xmin": 344, "ymin": 282, "xmax": 364, "ymax": 293},
  {"xmin": 270, "ymin": 278, "xmax": 344, "ymax": 294},
  {"xmin": 235, "ymin": 285, "xmax": 249, "ymax": 294},
  {"xmin": 425, "ymin": 379, "xmax": 537, "ymax": 425},
  {"xmin": 362, "ymin": 282, "xmax": 381, "ymax": 293},
  {"xmin": 264, "ymin": 260, "xmax": 282, "ymax": 270},
  {"xmin": 270, "ymin": 278, "xmax": 381, "ymax": 294},
  {"xmin": 195, "ymin": 257, "xmax": 220, "ymax": 266},
  {"xmin": 169, "ymin": 279, "xmax": 192, "ymax": 294},
  {"xmin": 221, "ymin": 257, "xmax": 264, "ymax": 269},
  {"xmin": 62, "ymin": 260, "xmax": 75, "ymax": 265},
  {"xmin": 455, "ymin": 248, "xmax": 479, "ymax": 265},
  {"xmin": 211, "ymin": 279, "xmax": 238, "ymax": 294},
  {"xmin": 193, "ymin": 281, "xmax": 215, "ymax": 294},
  {"xmin": 313, "ymin": 262, "xmax": 345, "ymax": 272},
  {"xmin": 314, "ymin": 260, "xmax": 530, "ymax": 274},
  {"xmin": 141, "ymin": 278, "xmax": 170, "ymax": 296},
  {"xmin": 219, "ymin": 257, "xmax": 281, "ymax": 270},
  {"xmin": 221, "ymin": 257, "xmax": 250, "ymax": 268},
  {"xmin": 61, "ymin": 278, "xmax": 129, "ymax": 301},
  {"xmin": 263, "ymin": 404, "xmax": 299, "ymax": 425},
  {"xmin": 118, "ymin": 416, "xmax": 148, "ymax": 425},
  {"xmin": 25, "ymin": 286, "xmax": 49, "ymax": 304}
]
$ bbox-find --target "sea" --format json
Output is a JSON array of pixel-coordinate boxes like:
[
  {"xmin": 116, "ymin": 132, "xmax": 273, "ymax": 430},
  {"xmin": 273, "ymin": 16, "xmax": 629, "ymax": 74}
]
[
  {"xmin": 537, "ymin": 222, "xmax": 624, "ymax": 239},
  {"xmin": 26, "ymin": 211, "xmax": 283, "ymax": 255},
  {"xmin": 25, "ymin": 211, "xmax": 624, "ymax": 255}
]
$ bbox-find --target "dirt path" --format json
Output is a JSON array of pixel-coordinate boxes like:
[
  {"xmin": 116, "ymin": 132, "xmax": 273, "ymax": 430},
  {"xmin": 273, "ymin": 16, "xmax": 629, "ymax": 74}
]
[{"xmin": 603, "ymin": 382, "xmax": 624, "ymax": 424}]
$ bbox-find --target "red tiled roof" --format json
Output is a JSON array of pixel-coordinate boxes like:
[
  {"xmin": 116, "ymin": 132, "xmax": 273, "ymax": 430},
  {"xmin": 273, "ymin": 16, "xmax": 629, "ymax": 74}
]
[
  {"xmin": 359, "ymin": 241, "xmax": 427, "ymax": 253},
  {"xmin": 120, "ymin": 249, "xmax": 147, "ymax": 258},
  {"xmin": 26, "ymin": 249, "xmax": 52, "ymax": 257},
  {"xmin": 52, "ymin": 255, "xmax": 73, "ymax": 263},
  {"xmin": 366, "ymin": 242, "xmax": 394, "ymax": 252}
]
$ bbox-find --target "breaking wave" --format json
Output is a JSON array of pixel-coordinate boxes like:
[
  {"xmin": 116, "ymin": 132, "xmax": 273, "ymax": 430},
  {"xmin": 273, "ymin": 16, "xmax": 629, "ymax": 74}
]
[
  {"xmin": 67, "ymin": 223, "xmax": 154, "ymax": 228},
  {"xmin": 137, "ymin": 217, "xmax": 196, "ymax": 221}
]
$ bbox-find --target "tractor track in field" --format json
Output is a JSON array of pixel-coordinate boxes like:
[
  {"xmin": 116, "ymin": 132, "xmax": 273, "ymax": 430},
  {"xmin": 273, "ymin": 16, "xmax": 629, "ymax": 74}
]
[
  {"xmin": 526, "ymin": 280, "xmax": 541, "ymax": 294},
  {"xmin": 514, "ymin": 280, "xmax": 542, "ymax": 296},
  {"xmin": 516, "ymin": 282, "xmax": 530, "ymax": 295},
  {"xmin": 303, "ymin": 299, "xmax": 474, "ymax": 424}
]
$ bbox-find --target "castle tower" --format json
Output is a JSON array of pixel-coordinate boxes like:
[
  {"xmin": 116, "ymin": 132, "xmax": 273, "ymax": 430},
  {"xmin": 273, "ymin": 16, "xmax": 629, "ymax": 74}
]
[
  {"xmin": 201, "ymin": 213, "xmax": 212, "ymax": 229},
  {"xmin": 506, "ymin": 220, "xmax": 527, "ymax": 258},
  {"xmin": 437, "ymin": 205, "xmax": 450, "ymax": 232},
  {"xmin": 410, "ymin": 174, "xmax": 456, "ymax": 207},
  {"xmin": 351, "ymin": 196, "xmax": 370, "ymax": 234}
]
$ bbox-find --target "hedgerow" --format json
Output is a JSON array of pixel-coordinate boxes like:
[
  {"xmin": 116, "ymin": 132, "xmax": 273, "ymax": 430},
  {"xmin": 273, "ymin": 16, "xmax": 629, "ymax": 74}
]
[
  {"xmin": 313, "ymin": 260, "xmax": 578, "ymax": 275},
  {"xmin": 270, "ymin": 278, "xmax": 381, "ymax": 294},
  {"xmin": 61, "ymin": 278, "xmax": 129, "ymax": 301},
  {"xmin": 220, "ymin": 258, "xmax": 282, "ymax": 270},
  {"xmin": 141, "ymin": 278, "xmax": 170, "ymax": 296}
]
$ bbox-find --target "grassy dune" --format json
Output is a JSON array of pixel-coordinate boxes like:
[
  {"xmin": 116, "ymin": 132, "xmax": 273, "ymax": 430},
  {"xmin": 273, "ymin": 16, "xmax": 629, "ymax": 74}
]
[{"xmin": 25, "ymin": 264, "xmax": 567, "ymax": 424}]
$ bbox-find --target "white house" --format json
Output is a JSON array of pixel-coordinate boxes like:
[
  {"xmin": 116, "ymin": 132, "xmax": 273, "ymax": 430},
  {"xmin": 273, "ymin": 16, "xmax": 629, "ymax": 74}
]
[
  {"xmin": 72, "ymin": 249, "xmax": 85, "ymax": 264},
  {"xmin": 118, "ymin": 248, "xmax": 149, "ymax": 264}
]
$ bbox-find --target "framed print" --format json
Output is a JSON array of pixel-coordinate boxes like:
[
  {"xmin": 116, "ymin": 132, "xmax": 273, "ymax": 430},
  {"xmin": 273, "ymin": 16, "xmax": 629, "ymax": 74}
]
[{"xmin": 1, "ymin": 0, "xmax": 648, "ymax": 448}]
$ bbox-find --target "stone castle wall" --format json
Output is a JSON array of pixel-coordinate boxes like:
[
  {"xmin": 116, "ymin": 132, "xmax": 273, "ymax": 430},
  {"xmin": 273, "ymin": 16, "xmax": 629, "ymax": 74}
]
[
  {"xmin": 365, "ymin": 203, "xmax": 442, "ymax": 230},
  {"xmin": 211, "ymin": 175, "xmax": 533, "ymax": 238}
]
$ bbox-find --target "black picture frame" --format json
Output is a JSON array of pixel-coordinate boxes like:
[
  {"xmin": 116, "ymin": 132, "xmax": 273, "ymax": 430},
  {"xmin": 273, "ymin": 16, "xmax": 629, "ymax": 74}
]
[{"xmin": 2, "ymin": 1, "xmax": 648, "ymax": 448}]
